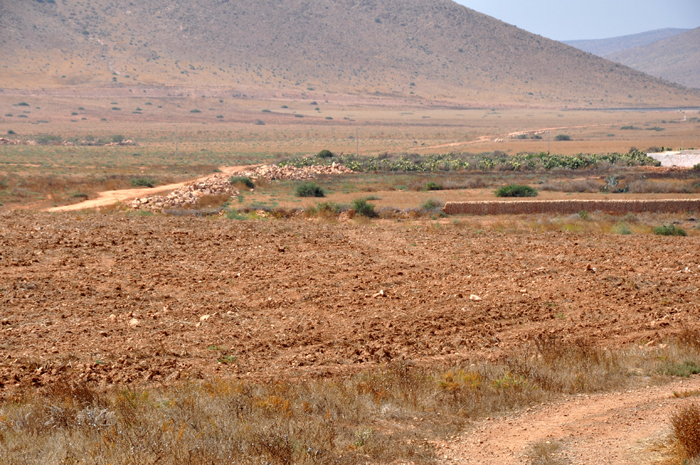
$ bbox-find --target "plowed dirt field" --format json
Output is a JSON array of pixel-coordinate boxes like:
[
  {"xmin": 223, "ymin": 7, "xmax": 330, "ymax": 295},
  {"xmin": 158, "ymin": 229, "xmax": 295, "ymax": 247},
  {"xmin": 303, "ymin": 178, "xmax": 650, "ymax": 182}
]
[{"xmin": 0, "ymin": 211, "xmax": 698, "ymax": 397}]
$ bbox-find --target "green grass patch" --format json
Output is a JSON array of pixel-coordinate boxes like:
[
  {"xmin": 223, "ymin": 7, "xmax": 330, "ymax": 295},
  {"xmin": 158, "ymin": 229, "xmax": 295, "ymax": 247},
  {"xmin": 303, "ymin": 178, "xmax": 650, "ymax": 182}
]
[
  {"xmin": 654, "ymin": 224, "xmax": 687, "ymax": 236},
  {"xmin": 295, "ymin": 182, "xmax": 325, "ymax": 198}
]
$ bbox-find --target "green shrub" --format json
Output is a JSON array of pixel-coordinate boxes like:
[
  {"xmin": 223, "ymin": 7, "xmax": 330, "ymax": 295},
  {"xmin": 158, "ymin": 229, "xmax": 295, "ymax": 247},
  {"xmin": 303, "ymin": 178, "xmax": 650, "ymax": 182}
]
[
  {"xmin": 111, "ymin": 134, "xmax": 125, "ymax": 143},
  {"xmin": 130, "ymin": 177, "xmax": 157, "ymax": 188},
  {"xmin": 229, "ymin": 176, "xmax": 255, "ymax": 189},
  {"xmin": 422, "ymin": 199, "xmax": 443, "ymax": 210},
  {"xmin": 692, "ymin": 163, "xmax": 700, "ymax": 171},
  {"xmin": 654, "ymin": 224, "xmax": 687, "ymax": 236},
  {"xmin": 14, "ymin": 102, "xmax": 29, "ymax": 107},
  {"xmin": 254, "ymin": 119, "xmax": 265, "ymax": 125},
  {"xmin": 660, "ymin": 361, "xmax": 700, "ymax": 377},
  {"xmin": 317, "ymin": 149, "xmax": 334, "ymax": 159},
  {"xmin": 555, "ymin": 134, "xmax": 571, "ymax": 141},
  {"xmin": 7, "ymin": 130, "xmax": 15, "ymax": 135},
  {"xmin": 495, "ymin": 185, "xmax": 538, "ymax": 198},
  {"xmin": 262, "ymin": 109, "xmax": 271, "ymax": 113},
  {"xmin": 190, "ymin": 109, "xmax": 201, "ymax": 113},
  {"xmin": 426, "ymin": 181, "xmax": 443, "ymax": 191},
  {"xmin": 612, "ymin": 222, "xmax": 632, "ymax": 235},
  {"xmin": 296, "ymin": 182, "xmax": 325, "ymax": 198},
  {"xmin": 578, "ymin": 210, "xmax": 590, "ymax": 220},
  {"xmin": 351, "ymin": 198, "xmax": 377, "ymax": 217}
]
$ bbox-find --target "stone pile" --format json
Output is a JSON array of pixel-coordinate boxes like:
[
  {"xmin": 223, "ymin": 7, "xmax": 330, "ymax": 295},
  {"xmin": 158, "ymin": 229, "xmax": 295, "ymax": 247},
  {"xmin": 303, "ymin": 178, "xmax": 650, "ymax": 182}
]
[
  {"xmin": 242, "ymin": 163, "xmax": 353, "ymax": 181},
  {"xmin": 0, "ymin": 138, "xmax": 21, "ymax": 145},
  {"xmin": 130, "ymin": 174, "xmax": 238, "ymax": 211}
]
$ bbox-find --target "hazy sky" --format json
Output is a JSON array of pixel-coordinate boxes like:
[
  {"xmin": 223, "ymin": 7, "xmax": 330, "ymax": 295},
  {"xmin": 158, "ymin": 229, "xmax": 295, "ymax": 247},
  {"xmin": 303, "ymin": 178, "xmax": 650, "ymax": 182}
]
[{"xmin": 454, "ymin": 0, "xmax": 700, "ymax": 41}]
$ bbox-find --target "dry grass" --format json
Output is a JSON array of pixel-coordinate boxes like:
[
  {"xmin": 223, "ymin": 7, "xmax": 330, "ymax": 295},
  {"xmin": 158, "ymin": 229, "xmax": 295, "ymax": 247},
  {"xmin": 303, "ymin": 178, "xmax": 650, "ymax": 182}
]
[
  {"xmin": 671, "ymin": 404, "xmax": 700, "ymax": 462},
  {"xmin": 2, "ymin": 333, "xmax": 700, "ymax": 464},
  {"xmin": 526, "ymin": 440, "xmax": 567, "ymax": 465}
]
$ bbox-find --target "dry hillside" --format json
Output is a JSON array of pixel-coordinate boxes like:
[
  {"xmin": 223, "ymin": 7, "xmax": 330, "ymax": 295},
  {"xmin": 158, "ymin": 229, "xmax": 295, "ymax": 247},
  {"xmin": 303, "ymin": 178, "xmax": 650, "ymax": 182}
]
[
  {"xmin": 607, "ymin": 27, "xmax": 700, "ymax": 90},
  {"xmin": 1, "ymin": 0, "xmax": 699, "ymax": 107},
  {"xmin": 564, "ymin": 28, "xmax": 690, "ymax": 57}
]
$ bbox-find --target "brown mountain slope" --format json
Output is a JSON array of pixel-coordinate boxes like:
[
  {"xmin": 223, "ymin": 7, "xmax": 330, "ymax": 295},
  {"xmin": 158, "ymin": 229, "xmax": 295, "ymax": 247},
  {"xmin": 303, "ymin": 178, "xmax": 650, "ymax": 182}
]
[
  {"xmin": 1, "ymin": 0, "xmax": 698, "ymax": 107},
  {"xmin": 607, "ymin": 27, "xmax": 700, "ymax": 89},
  {"xmin": 564, "ymin": 28, "xmax": 690, "ymax": 57}
]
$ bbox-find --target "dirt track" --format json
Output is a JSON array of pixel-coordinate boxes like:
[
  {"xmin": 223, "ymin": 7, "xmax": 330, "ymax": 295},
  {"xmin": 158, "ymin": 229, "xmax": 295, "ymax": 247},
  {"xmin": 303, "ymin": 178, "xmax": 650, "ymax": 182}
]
[
  {"xmin": 45, "ymin": 166, "xmax": 249, "ymax": 212},
  {"xmin": 440, "ymin": 376, "xmax": 700, "ymax": 464},
  {"xmin": 0, "ymin": 212, "xmax": 698, "ymax": 394}
]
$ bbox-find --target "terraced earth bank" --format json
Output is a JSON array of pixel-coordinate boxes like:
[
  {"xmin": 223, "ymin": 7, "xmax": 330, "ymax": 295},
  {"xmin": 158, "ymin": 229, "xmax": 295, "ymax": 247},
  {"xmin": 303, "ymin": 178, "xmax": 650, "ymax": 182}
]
[{"xmin": 0, "ymin": 211, "xmax": 698, "ymax": 396}]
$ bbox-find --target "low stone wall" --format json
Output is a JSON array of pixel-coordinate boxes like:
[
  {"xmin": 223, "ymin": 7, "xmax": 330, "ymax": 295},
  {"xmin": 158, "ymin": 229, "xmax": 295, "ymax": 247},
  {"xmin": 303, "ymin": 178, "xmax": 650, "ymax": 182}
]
[{"xmin": 443, "ymin": 199, "xmax": 700, "ymax": 215}]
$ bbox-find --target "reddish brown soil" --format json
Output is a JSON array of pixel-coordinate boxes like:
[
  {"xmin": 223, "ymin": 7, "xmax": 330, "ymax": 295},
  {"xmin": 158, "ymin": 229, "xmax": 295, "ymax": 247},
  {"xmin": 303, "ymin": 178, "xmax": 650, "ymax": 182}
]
[{"xmin": 0, "ymin": 211, "xmax": 698, "ymax": 396}]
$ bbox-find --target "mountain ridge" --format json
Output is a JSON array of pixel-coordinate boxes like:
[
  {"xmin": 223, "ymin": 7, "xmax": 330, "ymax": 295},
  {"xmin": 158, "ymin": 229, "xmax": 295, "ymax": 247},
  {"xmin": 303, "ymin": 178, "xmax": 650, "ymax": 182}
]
[
  {"xmin": 606, "ymin": 27, "xmax": 700, "ymax": 89},
  {"xmin": 1, "ymin": 0, "xmax": 698, "ymax": 107},
  {"xmin": 563, "ymin": 28, "xmax": 690, "ymax": 57}
]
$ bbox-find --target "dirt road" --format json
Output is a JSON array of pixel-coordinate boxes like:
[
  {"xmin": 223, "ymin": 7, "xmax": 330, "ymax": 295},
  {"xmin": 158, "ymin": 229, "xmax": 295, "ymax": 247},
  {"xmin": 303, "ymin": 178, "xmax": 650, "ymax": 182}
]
[
  {"xmin": 439, "ymin": 376, "xmax": 700, "ymax": 464},
  {"xmin": 45, "ymin": 165, "xmax": 250, "ymax": 212}
]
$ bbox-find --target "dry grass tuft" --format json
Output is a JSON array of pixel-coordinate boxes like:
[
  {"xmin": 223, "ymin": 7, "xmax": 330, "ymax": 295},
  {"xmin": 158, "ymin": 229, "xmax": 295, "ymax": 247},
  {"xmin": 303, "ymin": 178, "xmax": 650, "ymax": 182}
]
[
  {"xmin": 672, "ymin": 404, "xmax": 700, "ymax": 461},
  {"xmin": 526, "ymin": 439, "xmax": 567, "ymax": 465}
]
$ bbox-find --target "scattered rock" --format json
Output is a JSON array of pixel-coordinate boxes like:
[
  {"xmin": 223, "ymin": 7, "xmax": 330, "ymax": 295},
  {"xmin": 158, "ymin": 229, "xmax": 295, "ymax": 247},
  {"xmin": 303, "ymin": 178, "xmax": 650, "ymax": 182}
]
[
  {"xmin": 129, "ymin": 318, "xmax": 140, "ymax": 328},
  {"xmin": 373, "ymin": 290, "xmax": 386, "ymax": 298},
  {"xmin": 199, "ymin": 315, "xmax": 211, "ymax": 322},
  {"xmin": 240, "ymin": 162, "xmax": 353, "ymax": 181},
  {"xmin": 586, "ymin": 264, "xmax": 596, "ymax": 272},
  {"xmin": 470, "ymin": 294, "xmax": 483, "ymax": 301},
  {"xmin": 130, "ymin": 173, "xmax": 238, "ymax": 211}
]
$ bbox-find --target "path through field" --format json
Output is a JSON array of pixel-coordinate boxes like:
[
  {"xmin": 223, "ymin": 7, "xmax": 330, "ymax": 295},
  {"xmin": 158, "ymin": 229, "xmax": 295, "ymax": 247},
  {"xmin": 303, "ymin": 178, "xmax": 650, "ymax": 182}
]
[
  {"xmin": 45, "ymin": 165, "xmax": 251, "ymax": 212},
  {"xmin": 438, "ymin": 376, "xmax": 700, "ymax": 464}
]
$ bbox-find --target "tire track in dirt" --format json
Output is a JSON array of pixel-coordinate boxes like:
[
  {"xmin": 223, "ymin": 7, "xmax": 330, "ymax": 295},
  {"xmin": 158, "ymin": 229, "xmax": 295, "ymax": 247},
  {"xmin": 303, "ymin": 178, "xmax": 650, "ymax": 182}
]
[
  {"xmin": 438, "ymin": 376, "xmax": 700, "ymax": 464},
  {"xmin": 44, "ymin": 165, "xmax": 254, "ymax": 212}
]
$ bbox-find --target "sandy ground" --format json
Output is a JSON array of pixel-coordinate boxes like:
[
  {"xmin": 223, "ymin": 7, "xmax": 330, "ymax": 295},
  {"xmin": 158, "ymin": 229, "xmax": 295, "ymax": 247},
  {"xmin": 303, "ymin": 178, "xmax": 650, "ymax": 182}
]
[{"xmin": 438, "ymin": 376, "xmax": 700, "ymax": 464}]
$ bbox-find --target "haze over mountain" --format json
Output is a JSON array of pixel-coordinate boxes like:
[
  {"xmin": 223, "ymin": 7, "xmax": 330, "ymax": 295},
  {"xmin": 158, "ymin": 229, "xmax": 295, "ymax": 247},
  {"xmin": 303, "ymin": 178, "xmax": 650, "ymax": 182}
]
[
  {"xmin": 1, "ymin": 0, "xmax": 698, "ymax": 107},
  {"xmin": 563, "ymin": 28, "xmax": 690, "ymax": 57},
  {"xmin": 606, "ymin": 28, "xmax": 700, "ymax": 89}
]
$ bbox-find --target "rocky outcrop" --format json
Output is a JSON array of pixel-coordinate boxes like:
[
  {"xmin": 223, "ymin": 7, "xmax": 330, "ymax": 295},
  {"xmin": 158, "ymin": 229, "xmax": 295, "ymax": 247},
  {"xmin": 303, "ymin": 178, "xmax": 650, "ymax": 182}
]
[{"xmin": 129, "ymin": 174, "xmax": 237, "ymax": 211}]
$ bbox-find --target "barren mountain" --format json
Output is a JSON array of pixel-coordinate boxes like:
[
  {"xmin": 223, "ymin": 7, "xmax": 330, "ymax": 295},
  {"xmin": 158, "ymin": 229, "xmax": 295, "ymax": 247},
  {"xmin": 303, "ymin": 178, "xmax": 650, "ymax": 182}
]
[
  {"xmin": 1, "ymin": 0, "xmax": 698, "ymax": 107},
  {"xmin": 564, "ymin": 28, "xmax": 690, "ymax": 57},
  {"xmin": 607, "ymin": 27, "xmax": 700, "ymax": 89}
]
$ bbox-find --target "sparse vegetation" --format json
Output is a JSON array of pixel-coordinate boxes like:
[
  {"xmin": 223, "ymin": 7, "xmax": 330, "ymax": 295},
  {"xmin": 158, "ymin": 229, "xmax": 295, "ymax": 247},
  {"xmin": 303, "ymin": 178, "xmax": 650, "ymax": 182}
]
[
  {"xmin": 495, "ymin": 184, "xmax": 538, "ymax": 198},
  {"xmin": 654, "ymin": 224, "xmax": 687, "ymax": 236},
  {"xmin": 425, "ymin": 181, "xmax": 443, "ymax": 191},
  {"xmin": 317, "ymin": 149, "xmax": 334, "ymax": 159},
  {"xmin": 554, "ymin": 134, "xmax": 571, "ymax": 141},
  {"xmin": 351, "ymin": 197, "xmax": 377, "ymax": 217},
  {"xmin": 130, "ymin": 177, "xmax": 157, "ymax": 188},
  {"xmin": 229, "ymin": 176, "xmax": 255, "ymax": 189},
  {"xmin": 295, "ymin": 182, "xmax": 325, "ymax": 197},
  {"xmin": 671, "ymin": 403, "xmax": 700, "ymax": 462}
]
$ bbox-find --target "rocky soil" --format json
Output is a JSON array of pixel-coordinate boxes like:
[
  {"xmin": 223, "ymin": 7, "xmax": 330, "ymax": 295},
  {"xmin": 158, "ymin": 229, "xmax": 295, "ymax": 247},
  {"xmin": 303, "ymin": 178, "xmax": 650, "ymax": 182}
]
[
  {"xmin": 241, "ymin": 163, "xmax": 353, "ymax": 180},
  {"xmin": 0, "ymin": 211, "xmax": 698, "ymax": 396},
  {"xmin": 129, "ymin": 173, "xmax": 238, "ymax": 211}
]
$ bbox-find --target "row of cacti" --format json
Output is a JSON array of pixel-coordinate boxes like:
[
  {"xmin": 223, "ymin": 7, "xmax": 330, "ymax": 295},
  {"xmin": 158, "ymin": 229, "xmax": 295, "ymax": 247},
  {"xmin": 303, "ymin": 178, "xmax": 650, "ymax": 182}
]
[{"xmin": 279, "ymin": 150, "xmax": 661, "ymax": 173}]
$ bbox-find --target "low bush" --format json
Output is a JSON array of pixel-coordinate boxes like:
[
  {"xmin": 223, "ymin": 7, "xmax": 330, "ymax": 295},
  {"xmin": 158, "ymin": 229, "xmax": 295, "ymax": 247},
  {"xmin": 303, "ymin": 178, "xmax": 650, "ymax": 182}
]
[
  {"xmin": 692, "ymin": 164, "xmax": 700, "ymax": 171},
  {"xmin": 130, "ymin": 177, "xmax": 157, "ymax": 188},
  {"xmin": 351, "ymin": 198, "xmax": 377, "ymax": 217},
  {"xmin": 296, "ymin": 182, "xmax": 325, "ymax": 198},
  {"xmin": 422, "ymin": 199, "xmax": 443, "ymax": 210},
  {"xmin": 426, "ymin": 181, "xmax": 443, "ymax": 191},
  {"xmin": 654, "ymin": 224, "xmax": 687, "ymax": 236},
  {"xmin": 229, "ymin": 176, "xmax": 255, "ymax": 189},
  {"xmin": 495, "ymin": 184, "xmax": 538, "ymax": 198},
  {"xmin": 7, "ymin": 130, "xmax": 15, "ymax": 135},
  {"xmin": 554, "ymin": 134, "xmax": 571, "ymax": 141},
  {"xmin": 317, "ymin": 149, "xmax": 334, "ymax": 159}
]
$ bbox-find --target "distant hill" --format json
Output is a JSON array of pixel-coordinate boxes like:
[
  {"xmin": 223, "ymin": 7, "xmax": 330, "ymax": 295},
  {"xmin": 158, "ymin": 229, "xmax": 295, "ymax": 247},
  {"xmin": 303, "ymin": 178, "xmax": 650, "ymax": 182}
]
[
  {"xmin": 564, "ymin": 28, "xmax": 690, "ymax": 57},
  {"xmin": 606, "ymin": 28, "xmax": 700, "ymax": 89},
  {"xmin": 1, "ymin": 0, "xmax": 699, "ymax": 107}
]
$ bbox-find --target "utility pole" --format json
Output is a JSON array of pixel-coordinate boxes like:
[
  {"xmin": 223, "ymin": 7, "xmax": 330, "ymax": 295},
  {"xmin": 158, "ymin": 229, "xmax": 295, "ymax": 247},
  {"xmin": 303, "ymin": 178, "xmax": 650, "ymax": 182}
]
[{"xmin": 356, "ymin": 127, "xmax": 359, "ymax": 157}]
